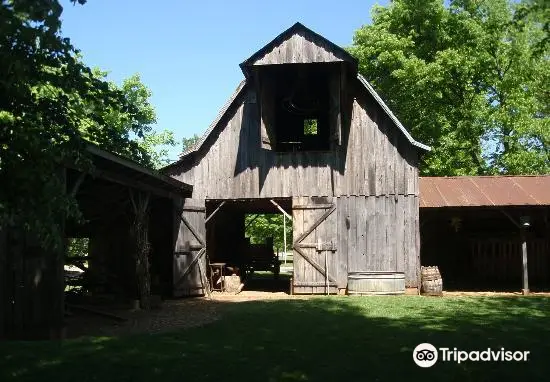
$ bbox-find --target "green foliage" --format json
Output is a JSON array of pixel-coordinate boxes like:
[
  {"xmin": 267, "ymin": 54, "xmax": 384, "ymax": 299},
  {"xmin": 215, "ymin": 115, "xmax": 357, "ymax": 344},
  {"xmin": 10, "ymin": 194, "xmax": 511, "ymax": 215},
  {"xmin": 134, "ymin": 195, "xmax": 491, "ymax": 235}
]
[
  {"xmin": 182, "ymin": 134, "xmax": 201, "ymax": 153},
  {"xmin": 67, "ymin": 237, "xmax": 89, "ymax": 258},
  {"xmin": 245, "ymin": 214, "xmax": 292, "ymax": 251},
  {"xmin": 139, "ymin": 129, "xmax": 176, "ymax": 169},
  {"xmin": 349, "ymin": 0, "xmax": 549, "ymax": 175},
  {"xmin": 304, "ymin": 119, "xmax": 318, "ymax": 135},
  {"xmin": 0, "ymin": 1, "xmax": 172, "ymax": 249},
  {"xmin": 102, "ymin": 72, "xmax": 176, "ymax": 169}
]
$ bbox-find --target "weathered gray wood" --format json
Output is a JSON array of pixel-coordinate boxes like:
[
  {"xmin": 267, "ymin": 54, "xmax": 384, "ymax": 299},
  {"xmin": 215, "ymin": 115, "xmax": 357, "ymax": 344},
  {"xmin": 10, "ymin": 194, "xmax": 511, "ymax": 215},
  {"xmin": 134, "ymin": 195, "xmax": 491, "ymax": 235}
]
[
  {"xmin": 356, "ymin": 196, "xmax": 367, "ymax": 272},
  {"xmin": 365, "ymin": 196, "xmax": 376, "ymax": 271},
  {"xmin": 172, "ymin": 82, "xmax": 421, "ymax": 201},
  {"xmin": 292, "ymin": 197, "xmax": 339, "ymax": 294},
  {"xmin": 260, "ymin": 76, "xmax": 276, "ymax": 150},
  {"xmin": 163, "ymin": 44, "xmax": 423, "ymax": 294},
  {"xmin": 348, "ymin": 195, "xmax": 358, "ymax": 271},
  {"xmin": 252, "ymin": 31, "xmax": 348, "ymax": 66},
  {"xmin": 413, "ymin": 195, "xmax": 420, "ymax": 288},
  {"xmin": 396, "ymin": 194, "xmax": 405, "ymax": 273},
  {"xmin": 205, "ymin": 201, "xmax": 226, "ymax": 224},
  {"xmin": 329, "ymin": 69, "xmax": 342, "ymax": 147},
  {"xmin": 173, "ymin": 198, "xmax": 207, "ymax": 297},
  {"xmin": 336, "ymin": 196, "xmax": 348, "ymax": 289}
]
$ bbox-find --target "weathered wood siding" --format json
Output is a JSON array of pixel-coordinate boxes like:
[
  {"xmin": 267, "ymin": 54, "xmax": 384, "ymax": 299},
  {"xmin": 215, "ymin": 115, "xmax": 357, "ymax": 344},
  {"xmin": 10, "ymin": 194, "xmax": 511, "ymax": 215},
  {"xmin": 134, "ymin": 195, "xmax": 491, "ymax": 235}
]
[
  {"xmin": 165, "ymin": 76, "xmax": 422, "ymax": 290},
  {"xmin": 167, "ymin": 81, "xmax": 419, "ymax": 200},
  {"xmin": 337, "ymin": 195, "xmax": 420, "ymax": 288},
  {"xmin": 251, "ymin": 30, "xmax": 349, "ymax": 66},
  {"xmin": 292, "ymin": 196, "xmax": 339, "ymax": 294},
  {"xmin": 173, "ymin": 198, "xmax": 207, "ymax": 297}
]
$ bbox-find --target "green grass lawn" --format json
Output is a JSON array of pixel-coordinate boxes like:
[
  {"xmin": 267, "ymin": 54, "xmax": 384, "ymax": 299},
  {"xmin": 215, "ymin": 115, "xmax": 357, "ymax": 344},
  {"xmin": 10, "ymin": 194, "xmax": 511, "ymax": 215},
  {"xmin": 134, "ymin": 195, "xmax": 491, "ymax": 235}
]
[{"xmin": 2, "ymin": 296, "xmax": 549, "ymax": 381}]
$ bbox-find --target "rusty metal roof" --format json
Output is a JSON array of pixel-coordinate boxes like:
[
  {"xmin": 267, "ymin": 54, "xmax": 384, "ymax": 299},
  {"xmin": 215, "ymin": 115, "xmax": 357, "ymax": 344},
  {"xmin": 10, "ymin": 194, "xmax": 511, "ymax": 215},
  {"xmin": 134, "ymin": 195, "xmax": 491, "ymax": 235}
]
[{"xmin": 419, "ymin": 176, "xmax": 550, "ymax": 208}]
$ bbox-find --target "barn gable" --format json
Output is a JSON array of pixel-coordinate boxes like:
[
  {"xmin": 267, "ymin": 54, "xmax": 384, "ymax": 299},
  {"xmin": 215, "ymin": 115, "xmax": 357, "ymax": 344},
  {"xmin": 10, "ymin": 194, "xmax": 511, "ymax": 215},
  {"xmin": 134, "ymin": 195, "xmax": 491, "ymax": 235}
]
[
  {"xmin": 239, "ymin": 22, "xmax": 358, "ymax": 75},
  {"xmin": 167, "ymin": 76, "xmax": 428, "ymax": 166}
]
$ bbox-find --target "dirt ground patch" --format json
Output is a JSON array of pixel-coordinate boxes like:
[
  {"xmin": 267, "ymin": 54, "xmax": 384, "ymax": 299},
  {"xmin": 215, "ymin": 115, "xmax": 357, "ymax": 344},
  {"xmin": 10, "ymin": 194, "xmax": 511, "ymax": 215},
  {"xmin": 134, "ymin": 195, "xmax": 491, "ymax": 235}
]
[
  {"xmin": 64, "ymin": 290, "xmax": 304, "ymax": 338},
  {"xmin": 65, "ymin": 298, "xmax": 220, "ymax": 338},
  {"xmin": 210, "ymin": 290, "xmax": 309, "ymax": 302}
]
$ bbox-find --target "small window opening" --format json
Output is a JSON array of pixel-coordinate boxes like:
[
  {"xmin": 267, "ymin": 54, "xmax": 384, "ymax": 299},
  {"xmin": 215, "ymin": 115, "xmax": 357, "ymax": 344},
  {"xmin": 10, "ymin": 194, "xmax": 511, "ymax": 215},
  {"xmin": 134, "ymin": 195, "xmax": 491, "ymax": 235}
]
[
  {"xmin": 304, "ymin": 119, "xmax": 318, "ymax": 135},
  {"xmin": 261, "ymin": 64, "xmax": 334, "ymax": 152}
]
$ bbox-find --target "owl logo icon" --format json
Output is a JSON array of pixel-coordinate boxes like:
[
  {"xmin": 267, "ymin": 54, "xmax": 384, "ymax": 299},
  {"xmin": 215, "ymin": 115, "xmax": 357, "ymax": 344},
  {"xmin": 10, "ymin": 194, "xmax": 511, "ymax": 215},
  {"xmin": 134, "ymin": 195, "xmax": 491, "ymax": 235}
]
[{"xmin": 413, "ymin": 343, "xmax": 438, "ymax": 367}]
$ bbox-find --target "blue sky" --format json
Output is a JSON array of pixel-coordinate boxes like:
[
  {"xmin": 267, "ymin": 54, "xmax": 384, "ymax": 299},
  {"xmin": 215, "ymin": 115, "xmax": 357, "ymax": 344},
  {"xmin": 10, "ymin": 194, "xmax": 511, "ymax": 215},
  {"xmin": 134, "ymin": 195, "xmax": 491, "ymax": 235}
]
[{"xmin": 60, "ymin": 0, "xmax": 388, "ymax": 161}]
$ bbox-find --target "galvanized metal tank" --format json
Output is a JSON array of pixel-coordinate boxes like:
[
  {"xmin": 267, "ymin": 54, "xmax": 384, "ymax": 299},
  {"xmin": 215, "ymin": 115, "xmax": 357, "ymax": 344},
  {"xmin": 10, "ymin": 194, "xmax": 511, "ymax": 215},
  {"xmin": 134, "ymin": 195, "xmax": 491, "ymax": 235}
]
[{"xmin": 348, "ymin": 272, "xmax": 406, "ymax": 295}]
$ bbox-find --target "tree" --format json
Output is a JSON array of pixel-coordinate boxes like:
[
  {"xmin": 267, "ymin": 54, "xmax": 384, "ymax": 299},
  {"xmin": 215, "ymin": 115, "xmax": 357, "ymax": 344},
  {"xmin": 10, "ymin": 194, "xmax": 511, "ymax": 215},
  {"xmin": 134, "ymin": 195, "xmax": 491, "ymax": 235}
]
[
  {"xmin": 349, "ymin": 0, "xmax": 549, "ymax": 175},
  {"xmin": 182, "ymin": 134, "xmax": 201, "ymax": 153},
  {"xmin": 89, "ymin": 71, "xmax": 176, "ymax": 169},
  {"xmin": 0, "ymin": 0, "xmax": 156, "ymax": 249},
  {"xmin": 245, "ymin": 214, "xmax": 293, "ymax": 253}
]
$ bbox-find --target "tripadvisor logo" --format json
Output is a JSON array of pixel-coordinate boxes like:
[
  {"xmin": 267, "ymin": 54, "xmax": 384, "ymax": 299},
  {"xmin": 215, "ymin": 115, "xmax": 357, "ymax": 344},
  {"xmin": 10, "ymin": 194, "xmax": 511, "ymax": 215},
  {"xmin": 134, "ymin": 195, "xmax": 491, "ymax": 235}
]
[
  {"xmin": 413, "ymin": 343, "xmax": 438, "ymax": 368},
  {"xmin": 413, "ymin": 343, "xmax": 530, "ymax": 367}
]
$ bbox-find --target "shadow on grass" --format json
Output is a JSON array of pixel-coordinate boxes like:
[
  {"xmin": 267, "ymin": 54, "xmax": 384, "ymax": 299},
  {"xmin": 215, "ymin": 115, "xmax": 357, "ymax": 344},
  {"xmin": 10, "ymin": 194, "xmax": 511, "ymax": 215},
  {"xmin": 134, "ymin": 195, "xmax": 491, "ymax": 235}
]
[{"xmin": 1, "ymin": 296, "xmax": 549, "ymax": 382}]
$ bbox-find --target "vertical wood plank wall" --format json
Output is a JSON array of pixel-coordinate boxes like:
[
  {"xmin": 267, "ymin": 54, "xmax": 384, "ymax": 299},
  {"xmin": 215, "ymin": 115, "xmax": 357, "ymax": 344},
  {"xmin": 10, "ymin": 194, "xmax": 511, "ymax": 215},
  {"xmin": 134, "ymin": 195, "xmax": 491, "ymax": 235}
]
[
  {"xmin": 166, "ymin": 78, "xmax": 421, "ymax": 289},
  {"xmin": 251, "ymin": 31, "xmax": 349, "ymax": 65},
  {"xmin": 337, "ymin": 195, "xmax": 420, "ymax": 288},
  {"xmin": 167, "ymin": 83, "xmax": 419, "ymax": 201},
  {"xmin": 173, "ymin": 199, "xmax": 207, "ymax": 297},
  {"xmin": 292, "ymin": 196, "xmax": 339, "ymax": 294}
]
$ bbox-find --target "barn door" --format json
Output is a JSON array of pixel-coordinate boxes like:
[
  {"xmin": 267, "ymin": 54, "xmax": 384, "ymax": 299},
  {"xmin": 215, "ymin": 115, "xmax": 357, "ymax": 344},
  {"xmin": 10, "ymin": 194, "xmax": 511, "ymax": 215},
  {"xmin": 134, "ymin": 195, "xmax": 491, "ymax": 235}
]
[
  {"xmin": 292, "ymin": 197, "xmax": 338, "ymax": 294},
  {"xmin": 173, "ymin": 198, "xmax": 208, "ymax": 297}
]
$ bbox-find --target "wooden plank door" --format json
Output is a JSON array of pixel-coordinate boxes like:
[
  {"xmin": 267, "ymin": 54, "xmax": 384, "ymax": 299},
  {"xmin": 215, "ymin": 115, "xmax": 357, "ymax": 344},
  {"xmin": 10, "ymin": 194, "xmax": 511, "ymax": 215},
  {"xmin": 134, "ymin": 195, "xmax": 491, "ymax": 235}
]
[
  {"xmin": 292, "ymin": 196, "xmax": 338, "ymax": 294},
  {"xmin": 173, "ymin": 198, "xmax": 208, "ymax": 297}
]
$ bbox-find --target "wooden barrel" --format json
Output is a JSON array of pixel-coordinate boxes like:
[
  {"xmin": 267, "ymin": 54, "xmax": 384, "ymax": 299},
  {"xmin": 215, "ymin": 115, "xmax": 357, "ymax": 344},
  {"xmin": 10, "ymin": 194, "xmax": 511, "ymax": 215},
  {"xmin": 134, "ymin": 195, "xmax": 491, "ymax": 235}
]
[
  {"xmin": 348, "ymin": 272, "xmax": 405, "ymax": 295},
  {"xmin": 421, "ymin": 266, "xmax": 443, "ymax": 296}
]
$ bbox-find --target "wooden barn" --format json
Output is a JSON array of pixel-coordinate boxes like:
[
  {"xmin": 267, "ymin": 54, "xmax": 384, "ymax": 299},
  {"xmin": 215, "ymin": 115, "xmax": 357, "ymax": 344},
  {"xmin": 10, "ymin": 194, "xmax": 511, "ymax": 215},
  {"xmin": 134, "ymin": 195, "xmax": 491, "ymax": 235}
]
[{"xmin": 163, "ymin": 23, "xmax": 430, "ymax": 295}]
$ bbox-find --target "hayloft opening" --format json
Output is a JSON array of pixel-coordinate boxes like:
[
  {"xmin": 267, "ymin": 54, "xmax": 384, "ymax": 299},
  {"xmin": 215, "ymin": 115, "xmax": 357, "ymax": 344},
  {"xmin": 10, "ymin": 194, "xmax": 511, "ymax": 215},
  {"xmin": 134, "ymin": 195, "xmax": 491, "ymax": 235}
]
[{"xmin": 258, "ymin": 63, "xmax": 341, "ymax": 152}]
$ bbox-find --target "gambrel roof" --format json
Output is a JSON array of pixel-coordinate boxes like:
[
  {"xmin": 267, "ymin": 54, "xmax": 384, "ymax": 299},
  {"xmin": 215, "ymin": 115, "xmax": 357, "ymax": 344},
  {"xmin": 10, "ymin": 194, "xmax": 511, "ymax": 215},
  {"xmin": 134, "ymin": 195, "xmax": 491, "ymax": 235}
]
[{"xmin": 164, "ymin": 23, "xmax": 430, "ymax": 170}]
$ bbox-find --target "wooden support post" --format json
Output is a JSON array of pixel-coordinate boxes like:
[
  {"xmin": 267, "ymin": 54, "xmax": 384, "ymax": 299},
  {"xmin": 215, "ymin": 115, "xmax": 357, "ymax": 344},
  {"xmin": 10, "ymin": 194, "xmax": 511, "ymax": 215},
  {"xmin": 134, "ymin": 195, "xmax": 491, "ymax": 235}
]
[
  {"xmin": 197, "ymin": 258, "xmax": 212, "ymax": 299},
  {"xmin": 129, "ymin": 189, "xmax": 151, "ymax": 310},
  {"xmin": 521, "ymin": 228, "xmax": 529, "ymax": 295},
  {"xmin": 283, "ymin": 214, "xmax": 287, "ymax": 264},
  {"xmin": 205, "ymin": 201, "xmax": 226, "ymax": 224},
  {"xmin": 270, "ymin": 199, "xmax": 292, "ymax": 221}
]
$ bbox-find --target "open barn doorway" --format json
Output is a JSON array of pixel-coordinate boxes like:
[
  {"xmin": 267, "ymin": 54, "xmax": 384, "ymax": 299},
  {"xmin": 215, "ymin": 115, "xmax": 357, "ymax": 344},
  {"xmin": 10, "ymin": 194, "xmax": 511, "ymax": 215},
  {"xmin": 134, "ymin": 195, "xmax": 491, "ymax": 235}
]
[{"xmin": 205, "ymin": 198, "xmax": 292, "ymax": 294}]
